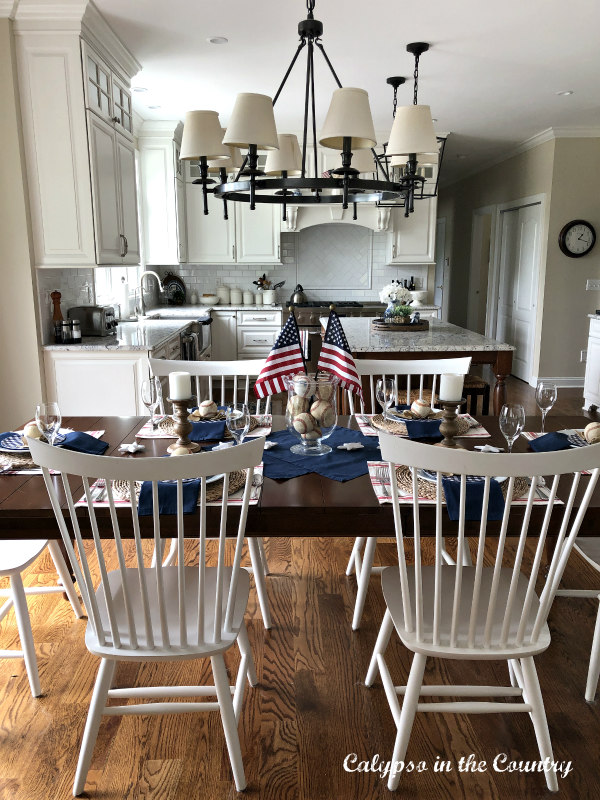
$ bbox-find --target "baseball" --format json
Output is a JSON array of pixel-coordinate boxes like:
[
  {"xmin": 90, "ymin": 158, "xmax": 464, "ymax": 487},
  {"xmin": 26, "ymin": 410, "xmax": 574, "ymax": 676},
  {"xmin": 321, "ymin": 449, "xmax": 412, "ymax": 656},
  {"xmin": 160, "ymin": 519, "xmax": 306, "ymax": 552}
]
[
  {"xmin": 584, "ymin": 421, "xmax": 600, "ymax": 444},
  {"xmin": 293, "ymin": 412, "xmax": 316, "ymax": 435},
  {"xmin": 310, "ymin": 399, "xmax": 336, "ymax": 427},
  {"xmin": 293, "ymin": 374, "xmax": 311, "ymax": 398},
  {"xmin": 287, "ymin": 395, "xmax": 310, "ymax": 417},
  {"xmin": 315, "ymin": 381, "xmax": 335, "ymax": 401},
  {"xmin": 199, "ymin": 399, "xmax": 218, "ymax": 418},
  {"xmin": 302, "ymin": 426, "xmax": 322, "ymax": 441},
  {"xmin": 411, "ymin": 398, "xmax": 432, "ymax": 418},
  {"xmin": 23, "ymin": 423, "xmax": 42, "ymax": 440},
  {"xmin": 170, "ymin": 446, "xmax": 192, "ymax": 456}
]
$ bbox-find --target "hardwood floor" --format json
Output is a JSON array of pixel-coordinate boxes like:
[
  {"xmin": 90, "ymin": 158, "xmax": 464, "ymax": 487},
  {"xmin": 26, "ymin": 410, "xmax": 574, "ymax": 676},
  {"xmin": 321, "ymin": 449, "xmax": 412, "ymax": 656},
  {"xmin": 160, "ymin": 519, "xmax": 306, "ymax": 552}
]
[{"xmin": 0, "ymin": 380, "xmax": 597, "ymax": 799}]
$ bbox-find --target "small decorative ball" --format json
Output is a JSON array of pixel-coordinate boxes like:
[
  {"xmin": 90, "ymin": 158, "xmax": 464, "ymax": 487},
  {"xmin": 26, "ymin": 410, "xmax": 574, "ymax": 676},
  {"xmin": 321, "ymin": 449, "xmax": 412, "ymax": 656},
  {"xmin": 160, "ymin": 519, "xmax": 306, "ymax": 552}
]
[
  {"xmin": 23, "ymin": 423, "xmax": 42, "ymax": 440},
  {"xmin": 315, "ymin": 381, "xmax": 334, "ymax": 401},
  {"xmin": 310, "ymin": 399, "xmax": 336, "ymax": 427},
  {"xmin": 170, "ymin": 446, "xmax": 192, "ymax": 456},
  {"xmin": 584, "ymin": 421, "xmax": 600, "ymax": 444},
  {"xmin": 199, "ymin": 399, "xmax": 218, "ymax": 418},
  {"xmin": 293, "ymin": 412, "xmax": 316, "ymax": 435},
  {"xmin": 287, "ymin": 395, "xmax": 310, "ymax": 417},
  {"xmin": 411, "ymin": 398, "xmax": 432, "ymax": 418},
  {"xmin": 293, "ymin": 374, "xmax": 311, "ymax": 398},
  {"xmin": 302, "ymin": 426, "xmax": 322, "ymax": 441}
]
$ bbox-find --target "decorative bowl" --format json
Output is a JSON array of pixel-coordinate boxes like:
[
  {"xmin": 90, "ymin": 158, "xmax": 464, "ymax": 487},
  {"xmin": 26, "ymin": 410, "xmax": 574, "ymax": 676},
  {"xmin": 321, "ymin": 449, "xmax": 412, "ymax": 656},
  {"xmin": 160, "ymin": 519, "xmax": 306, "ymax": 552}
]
[{"xmin": 200, "ymin": 295, "xmax": 219, "ymax": 305}]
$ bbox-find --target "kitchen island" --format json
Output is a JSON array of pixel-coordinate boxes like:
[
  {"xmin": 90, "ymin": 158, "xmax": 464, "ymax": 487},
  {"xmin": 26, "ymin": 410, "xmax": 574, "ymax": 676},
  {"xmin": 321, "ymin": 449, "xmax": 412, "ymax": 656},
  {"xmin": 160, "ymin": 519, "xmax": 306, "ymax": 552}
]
[{"xmin": 320, "ymin": 317, "xmax": 515, "ymax": 413}]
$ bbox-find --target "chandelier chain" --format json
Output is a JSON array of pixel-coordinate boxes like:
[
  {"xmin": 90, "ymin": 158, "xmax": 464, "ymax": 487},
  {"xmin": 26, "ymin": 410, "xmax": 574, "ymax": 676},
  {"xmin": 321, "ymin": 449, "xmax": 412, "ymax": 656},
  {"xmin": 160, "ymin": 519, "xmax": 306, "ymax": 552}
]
[
  {"xmin": 392, "ymin": 85, "xmax": 398, "ymax": 118},
  {"xmin": 306, "ymin": 0, "xmax": 315, "ymax": 18},
  {"xmin": 413, "ymin": 53, "xmax": 420, "ymax": 105}
]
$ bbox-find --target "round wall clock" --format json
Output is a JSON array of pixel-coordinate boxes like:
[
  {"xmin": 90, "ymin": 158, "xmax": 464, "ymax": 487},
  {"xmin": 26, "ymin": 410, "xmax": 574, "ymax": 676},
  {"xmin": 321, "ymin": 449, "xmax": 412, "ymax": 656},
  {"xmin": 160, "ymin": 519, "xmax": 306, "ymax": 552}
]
[{"xmin": 558, "ymin": 219, "xmax": 596, "ymax": 258}]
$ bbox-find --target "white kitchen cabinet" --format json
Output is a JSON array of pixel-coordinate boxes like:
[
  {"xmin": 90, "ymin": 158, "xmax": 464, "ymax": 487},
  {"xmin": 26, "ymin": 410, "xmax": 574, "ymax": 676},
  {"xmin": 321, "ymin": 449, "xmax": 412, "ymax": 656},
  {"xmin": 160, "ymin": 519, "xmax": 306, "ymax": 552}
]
[
  {"xmin": 237, "ymin": 309, "xmax": 283, "ymax": 359},
  {"xmin": 14, "ymin": 5, "xmax": 140, "ymax": 267},
  {"xmin": 387, "ymin": 198, "xmax": 437, "ymax": 264},
  {"xmin": 584, "ymin": 317, "xmax": 600, "ymax": 411},
  {"xmin": 211, "ymin": 311, "xmax": 238, "ymax": 360},
  {"xmin": 176, "ymin": 178, "xmax": 187, "ymax": 263},
  {"xmin": 236, "ymin": 203, "xmax": 281, "ymax": 263}
]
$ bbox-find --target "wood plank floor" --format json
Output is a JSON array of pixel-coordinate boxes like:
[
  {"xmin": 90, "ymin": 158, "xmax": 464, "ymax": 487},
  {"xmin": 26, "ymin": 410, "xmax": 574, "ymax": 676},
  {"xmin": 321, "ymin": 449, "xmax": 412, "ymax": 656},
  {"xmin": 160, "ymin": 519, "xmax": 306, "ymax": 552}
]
[{"xmin": 0, "ymin": 378, "xmax": 598, "ymax": 800}]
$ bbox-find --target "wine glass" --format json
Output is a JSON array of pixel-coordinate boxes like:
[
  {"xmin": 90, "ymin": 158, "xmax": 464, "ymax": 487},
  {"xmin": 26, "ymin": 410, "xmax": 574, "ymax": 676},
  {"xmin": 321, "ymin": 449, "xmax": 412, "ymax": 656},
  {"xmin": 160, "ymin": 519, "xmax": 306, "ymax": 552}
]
[
  {"xmin": 35, "ymin": 402, "xmax": 62, "ymax": 445},
  {"xmin": 535, "ymin": 381, "xmax": 557, "ymax": 434},
  {"xmin": 141, "ymin": 377, "xmax": 162, "ymax": 430},
  {"xmin": 376, "ymin": 378, "xmax": 396, "ymax": 420},
  {"xmin": 499, "ymin": 403, "xmax": 526, "ymax": 453},
  {"xmin": 226, "ymin": 403, "xmax": 250, "ymax": 445}
]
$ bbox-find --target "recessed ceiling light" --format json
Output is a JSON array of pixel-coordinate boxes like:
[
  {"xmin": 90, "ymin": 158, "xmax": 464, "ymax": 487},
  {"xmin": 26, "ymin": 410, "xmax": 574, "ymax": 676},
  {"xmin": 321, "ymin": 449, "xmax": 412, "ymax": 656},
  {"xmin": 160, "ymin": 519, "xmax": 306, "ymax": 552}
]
[
  {"xmin": 207, "ymin": 36, "xmax": 228, "ymax": 45},
  {"xmin": 148, "ymin": 105, "xmax": 161, "ymax": 109},
  {"xmin": 431, "ymin": 118, "xmax": 438, "ymax": 123},
  {"xmin": 132, "ymin": 86, "xmax": 148, "ymax": 93},
  {"xmin": 556, "ymin": 90, "xmax": 574, "ymax": 96}
]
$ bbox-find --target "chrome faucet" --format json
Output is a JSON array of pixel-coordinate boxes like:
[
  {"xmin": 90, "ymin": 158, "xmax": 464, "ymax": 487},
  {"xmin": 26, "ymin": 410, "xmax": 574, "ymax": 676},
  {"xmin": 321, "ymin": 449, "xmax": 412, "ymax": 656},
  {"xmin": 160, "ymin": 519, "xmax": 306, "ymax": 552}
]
[{"xmin": 139, "ymin": 270, "xmax": 163, "ymax": 317}]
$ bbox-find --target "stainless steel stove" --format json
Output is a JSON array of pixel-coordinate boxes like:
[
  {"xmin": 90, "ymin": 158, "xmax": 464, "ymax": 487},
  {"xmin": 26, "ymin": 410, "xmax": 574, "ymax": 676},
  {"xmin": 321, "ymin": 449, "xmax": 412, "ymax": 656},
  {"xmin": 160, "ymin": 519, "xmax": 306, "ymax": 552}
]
[{"xmin": 294, "ymin": 301, "xmax": 364, "ymax": 326}]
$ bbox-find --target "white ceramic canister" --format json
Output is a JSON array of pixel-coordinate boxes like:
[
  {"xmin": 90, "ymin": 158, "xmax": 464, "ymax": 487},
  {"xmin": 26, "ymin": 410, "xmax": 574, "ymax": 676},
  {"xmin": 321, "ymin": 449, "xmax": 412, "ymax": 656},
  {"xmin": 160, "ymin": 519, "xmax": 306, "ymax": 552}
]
[
  {"xmin": 243, "ymin": 290, "xmax": 254, "ymax": 305},
  {"xmin": 230, "ymin": 287, "xmax": 243, "ymax": 305},
  {"xmin": 254, "ymin": 292, "xmax": 263, "ymax": 306},
  {"xmin": 262, "ymin": 289, "xmax": 276, "ymax": 305},
  {"xmin": 216, "ymin": 286, "xmax": 230, "ymax": 304}
]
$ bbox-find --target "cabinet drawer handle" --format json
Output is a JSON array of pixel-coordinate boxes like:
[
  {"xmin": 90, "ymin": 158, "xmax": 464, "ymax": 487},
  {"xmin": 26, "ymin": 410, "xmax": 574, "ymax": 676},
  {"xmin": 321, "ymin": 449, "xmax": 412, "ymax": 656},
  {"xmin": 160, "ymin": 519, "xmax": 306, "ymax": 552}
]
[
  {"xmin": 253, "ymin": 338, "xmax": 269, "ymax": 343},
  {"xmin": 251, "ymin": 316, "xmax": 268, "ymax": 321},
  {"xmin": 124, "ymin": 235, "xmax": 128, "ymax": 255},
  {"xmin": 119, "ymin": 234, "xmax": 126, "ymax": 257}
]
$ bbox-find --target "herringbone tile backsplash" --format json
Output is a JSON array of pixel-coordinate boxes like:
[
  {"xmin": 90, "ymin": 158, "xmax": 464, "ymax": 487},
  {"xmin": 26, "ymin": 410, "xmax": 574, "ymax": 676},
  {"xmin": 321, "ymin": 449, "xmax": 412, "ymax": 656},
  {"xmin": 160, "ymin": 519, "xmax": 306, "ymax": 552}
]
[{"xmin": 297, "ymin": 224, "xmax": 372, "ymax": 289}]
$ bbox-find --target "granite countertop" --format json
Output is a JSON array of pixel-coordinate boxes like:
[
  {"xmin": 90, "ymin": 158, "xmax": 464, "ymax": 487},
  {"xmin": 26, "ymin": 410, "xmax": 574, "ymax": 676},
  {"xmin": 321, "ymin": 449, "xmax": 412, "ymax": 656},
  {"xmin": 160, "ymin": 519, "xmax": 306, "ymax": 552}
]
[
  {"xmin": 143, "ymin": 304, "xmax": 284, "ymax": 317},
  {"xmin": 43, "ymin": 320, "xmax": 190, "ymax": 352},
  {"xmin": 320, "ymin": 316, "xmax": 515, "ymax": 353}
]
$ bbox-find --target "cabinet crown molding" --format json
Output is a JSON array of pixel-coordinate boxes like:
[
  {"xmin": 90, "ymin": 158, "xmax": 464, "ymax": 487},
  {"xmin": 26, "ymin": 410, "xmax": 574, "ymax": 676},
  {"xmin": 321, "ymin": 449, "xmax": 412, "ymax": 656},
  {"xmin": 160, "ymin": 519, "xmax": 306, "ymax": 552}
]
[
  {"xmin": 138, "ymin": 119, "xmax": 184, "ymax": 142},
  {"xmin": 81, "ymin": 2, "xmax": 140, "ymax": 80},
  {"xmin": 11, "ymin": 0, "xmax": 88, "ymax": 28}
]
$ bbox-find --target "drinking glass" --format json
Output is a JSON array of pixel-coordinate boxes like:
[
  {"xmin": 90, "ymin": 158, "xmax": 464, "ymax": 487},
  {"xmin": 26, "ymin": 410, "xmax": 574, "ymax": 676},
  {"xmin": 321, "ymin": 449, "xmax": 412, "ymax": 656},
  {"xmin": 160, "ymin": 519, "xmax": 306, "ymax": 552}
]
[
  {"xmin": 141, "ymin": 377, "xmax": 162, "ymax": 429},
  {"xmin": 35, "ymin": 402, "xmax": 62, "ymax": 445},
  {"xmin": 499, "ymin": 403, "xmax": 526, "ymax": 453},
  {"xmin": 226, "ymin": 403, "xmax": 250, "ymax": 445},
  {"xmin": 535, "ymin": 381, "xmax": 557, "ymax": 434},
  {"xmin": 376, "ymin": 378, "xmax": 396, "ymax": 420}
]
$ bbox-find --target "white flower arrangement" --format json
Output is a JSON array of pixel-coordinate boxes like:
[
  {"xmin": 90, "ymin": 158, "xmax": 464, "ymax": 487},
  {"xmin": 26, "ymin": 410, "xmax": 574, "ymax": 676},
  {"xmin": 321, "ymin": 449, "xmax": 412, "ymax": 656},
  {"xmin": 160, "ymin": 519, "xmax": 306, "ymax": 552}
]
[{"xmin": 379, "ymin": 281, "xmax": 413, "ymax": 305}]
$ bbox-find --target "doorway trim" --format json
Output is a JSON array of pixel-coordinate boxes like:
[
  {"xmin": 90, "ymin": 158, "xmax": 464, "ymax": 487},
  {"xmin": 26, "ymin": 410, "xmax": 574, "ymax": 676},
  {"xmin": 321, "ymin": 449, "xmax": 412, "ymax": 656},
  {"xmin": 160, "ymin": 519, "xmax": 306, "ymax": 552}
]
[{"xmin": 468, "ymin": 204, "xmax": 496, "ymax": 332}]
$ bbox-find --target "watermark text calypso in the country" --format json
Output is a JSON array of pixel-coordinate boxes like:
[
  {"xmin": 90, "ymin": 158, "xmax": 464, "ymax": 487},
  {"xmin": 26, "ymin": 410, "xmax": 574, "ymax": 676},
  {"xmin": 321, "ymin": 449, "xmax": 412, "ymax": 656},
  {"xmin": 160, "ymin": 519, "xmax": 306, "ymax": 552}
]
[{"xmin": 343, "ymin": 752, "xmax": 573, "ymax": 781}]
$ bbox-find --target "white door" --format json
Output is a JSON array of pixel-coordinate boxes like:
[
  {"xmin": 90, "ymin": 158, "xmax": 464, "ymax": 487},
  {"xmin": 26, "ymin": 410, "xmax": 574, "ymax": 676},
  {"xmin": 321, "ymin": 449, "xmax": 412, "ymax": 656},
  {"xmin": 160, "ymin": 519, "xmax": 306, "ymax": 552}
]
[
  {"xmin": 186, "ymin": 187, "xmax": 235, "ymax": 263},
  {"xmin": 496, "ymin": 203, "xmax": 541, "ymax": 382},
  {"xmin": 236, "ymin": 203, "xmax": 281, "ymax": 263},
  {"xmin": 87, "ymin": 113, "xmax": 121, "ymax": 264},
  {"xmin": 433, "ymin": 217, "xmax": 447, "ymax": 319},
  {"xmin": 115, "ymin": 134, "xmax": 140, "ymax": 265}
]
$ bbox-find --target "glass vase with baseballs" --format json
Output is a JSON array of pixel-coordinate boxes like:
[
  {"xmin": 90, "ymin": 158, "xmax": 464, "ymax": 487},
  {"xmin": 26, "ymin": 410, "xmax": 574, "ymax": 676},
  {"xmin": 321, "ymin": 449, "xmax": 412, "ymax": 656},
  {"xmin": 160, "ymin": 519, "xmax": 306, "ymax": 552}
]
[{"xmin": 284, "ymin": 373, "xmax": 338, "ymax": 456}]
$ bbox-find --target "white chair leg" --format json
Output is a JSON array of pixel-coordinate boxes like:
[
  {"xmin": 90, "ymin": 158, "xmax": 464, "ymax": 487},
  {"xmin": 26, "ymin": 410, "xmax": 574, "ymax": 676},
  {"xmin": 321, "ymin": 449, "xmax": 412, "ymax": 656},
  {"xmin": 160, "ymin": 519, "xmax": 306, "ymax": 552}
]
[
  {"xmin": 440, "ymin": 537, "xmax": 456, "ymax": 565},
  {"xmin": 387, "ymin": 652, "xmax": 427, "ymax": 791},
  {"xmin": 519, "ymin": 657, "xmax": 558, "ymax": 793},
  {"xmin": 365, "ymin": 608, "xmax": 394, "ymax": 686},
  {"xmin": 47, "ymin": 541, "xmax": 84, "ymax": 618},
  {"xmin": 508, "ymin": 659, "xmax": 519, "ymax": 688},
  {"xmin": 346, "ymin": 537, "xmax": 365, "ymax": 576},
  {"xmin": 11, "ymin": 573, "xmax": 41, "ymax": 698},
  {"xmin": 247, "ymin": 538, "xmax": 271, "ymax": 630},
  {"xmin": 212, "ymin": 654, "xmax": 246, "ymax": 792},
  {"xmin": 256, "ymin": 537, "xmax": 270, "ymax": 576},
  {"xmin": 352, "ymin": 537, "xmax": 377, "ymax": 630},
  {"xmin": 73, "ymin": 658, "xmax": 116, "ymax": 796},
  {"xmin": 237, "ymin": 621, "xmax": 257, "ymax": 687},
  {"xmin": 161, "ymin": 539, "xmax": 178, "ymax": 567},
  {"xmin": 585, "ymin": 597, "xmax": 600, "ymax": 702}
]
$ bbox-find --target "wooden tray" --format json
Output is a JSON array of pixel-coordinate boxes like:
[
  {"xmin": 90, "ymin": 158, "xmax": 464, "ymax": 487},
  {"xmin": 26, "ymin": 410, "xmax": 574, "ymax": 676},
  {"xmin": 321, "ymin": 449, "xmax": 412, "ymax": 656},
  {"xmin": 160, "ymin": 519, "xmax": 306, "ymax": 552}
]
[{"xmin": 370, "ymin": 318, "xmax": 430, "ymax": 332}]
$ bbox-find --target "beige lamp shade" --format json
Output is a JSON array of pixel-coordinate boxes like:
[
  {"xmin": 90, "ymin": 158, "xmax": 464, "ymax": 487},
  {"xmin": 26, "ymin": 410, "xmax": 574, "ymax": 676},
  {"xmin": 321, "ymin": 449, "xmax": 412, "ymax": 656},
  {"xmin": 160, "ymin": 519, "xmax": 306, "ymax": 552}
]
[
  {"xmin": 319, "ymin": 87, "xmax": 377, "ymax": 150},
  {"xmin": 264, "ymin": 134, "xmax": 302, "ymax": 175},
  {"xmin": 345, "ymin": 146, "xmax": 377, "ymax": 174},
  {"xmin": 207, "ymin": 128, "xmax": 244, "ymax": 172},
  {"xmin": 390, "ymin": 150, "xmax": 438, "ymax": 168},
  {"xmin": 223, "ymin": 93, "xmax": 279, "ymax": 150},
  {"xmin": 180, "ymin": 110, "xmax": 228, "ymax": 161},
  {"xmin": 387, "ymin": 104, "xmax": 438, "ymax": 156}
]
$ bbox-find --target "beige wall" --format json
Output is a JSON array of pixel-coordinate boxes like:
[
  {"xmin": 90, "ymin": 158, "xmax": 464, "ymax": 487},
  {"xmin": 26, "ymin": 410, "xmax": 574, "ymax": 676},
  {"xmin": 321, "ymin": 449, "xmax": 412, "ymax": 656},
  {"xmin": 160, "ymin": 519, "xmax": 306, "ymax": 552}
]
[
  {"xmin": 0, "ymin": 19, "xmax": 44, "ymax": 430},
  {"xmin": 539, "ymin": 138, "xmax": 600, "ymax": 377}
]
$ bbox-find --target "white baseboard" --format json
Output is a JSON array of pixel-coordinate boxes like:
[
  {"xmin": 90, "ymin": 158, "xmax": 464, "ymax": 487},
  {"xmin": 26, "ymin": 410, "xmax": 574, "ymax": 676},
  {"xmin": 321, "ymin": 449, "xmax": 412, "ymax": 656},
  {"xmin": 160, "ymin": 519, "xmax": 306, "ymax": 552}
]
[{"xmin": 531, "ymin": 376, "xmax": 585, "ymax": 389}]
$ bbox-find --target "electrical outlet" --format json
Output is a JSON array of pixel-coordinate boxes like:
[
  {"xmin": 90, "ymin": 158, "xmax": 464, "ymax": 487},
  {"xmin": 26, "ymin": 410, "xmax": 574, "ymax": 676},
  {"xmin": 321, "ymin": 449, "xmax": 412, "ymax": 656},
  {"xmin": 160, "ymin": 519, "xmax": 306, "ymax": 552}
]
[
  {"xmin": 586, "ymin": 279, "xmax": 600, "ymax": 291},
  {"xmin": 581, "ymin": 349, "xmax": 588, "ymax": 363}
]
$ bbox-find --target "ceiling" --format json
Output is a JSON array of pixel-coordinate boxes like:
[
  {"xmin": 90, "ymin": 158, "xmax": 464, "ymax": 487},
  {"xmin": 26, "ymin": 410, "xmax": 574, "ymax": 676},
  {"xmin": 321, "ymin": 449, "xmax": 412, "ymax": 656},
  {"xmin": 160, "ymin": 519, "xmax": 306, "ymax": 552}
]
[{"xmin": 94, "ymin": 0, "xmax": 600, "ymax": 185}]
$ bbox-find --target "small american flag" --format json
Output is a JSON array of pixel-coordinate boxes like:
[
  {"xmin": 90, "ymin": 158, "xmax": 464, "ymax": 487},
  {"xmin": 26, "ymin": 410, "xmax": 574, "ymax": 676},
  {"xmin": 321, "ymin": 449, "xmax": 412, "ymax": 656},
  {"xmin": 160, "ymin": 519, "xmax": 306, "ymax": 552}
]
[
  {"xmin": 254, "ymin": 313, "xmax": 306, "ymax": 398},
  {"xmin": 317, "ymin": 311, "xmax": 363, "ymax": 398}
]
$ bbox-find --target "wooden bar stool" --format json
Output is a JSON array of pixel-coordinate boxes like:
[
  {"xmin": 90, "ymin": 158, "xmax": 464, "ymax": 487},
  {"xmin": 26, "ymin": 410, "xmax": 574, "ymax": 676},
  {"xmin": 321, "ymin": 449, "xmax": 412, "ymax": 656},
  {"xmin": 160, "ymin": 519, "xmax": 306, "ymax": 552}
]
[{"xmin": 462, "ymin": 373, "xmax": 490, "ymax": 415}]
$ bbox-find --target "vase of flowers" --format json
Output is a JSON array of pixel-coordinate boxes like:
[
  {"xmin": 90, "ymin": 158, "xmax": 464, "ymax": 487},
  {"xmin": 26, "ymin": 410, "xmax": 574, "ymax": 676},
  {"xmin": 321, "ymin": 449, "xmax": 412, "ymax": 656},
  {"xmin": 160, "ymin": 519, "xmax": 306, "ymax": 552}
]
[{"xmin": 379, "ymin": 281, "xmax": 413, "ymax": 324}]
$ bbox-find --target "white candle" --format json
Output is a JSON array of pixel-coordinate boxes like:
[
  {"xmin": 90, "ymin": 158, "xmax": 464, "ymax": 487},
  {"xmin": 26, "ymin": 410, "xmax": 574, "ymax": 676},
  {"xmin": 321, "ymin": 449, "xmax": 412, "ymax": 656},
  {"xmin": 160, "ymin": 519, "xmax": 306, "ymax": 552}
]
[
  {"xmin": 169, "ymin": 371, "xmax": 191, "ymax": 400},
  {"xmin": 439, "ymin": 373, "xmax": 465, "ymax": 402}
]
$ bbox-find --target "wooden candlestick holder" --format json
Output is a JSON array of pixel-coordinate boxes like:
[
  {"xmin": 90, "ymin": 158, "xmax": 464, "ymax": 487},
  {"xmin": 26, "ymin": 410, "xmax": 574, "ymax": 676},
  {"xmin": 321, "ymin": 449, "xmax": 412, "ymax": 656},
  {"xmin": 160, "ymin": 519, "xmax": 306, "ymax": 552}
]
[
  {"xmin": 167, "ymin": 398, "xmax": 201, "ymax": 453},
  {"xmin": 436, "ymin": 398, "xmax": 466, "ymax": 449}
]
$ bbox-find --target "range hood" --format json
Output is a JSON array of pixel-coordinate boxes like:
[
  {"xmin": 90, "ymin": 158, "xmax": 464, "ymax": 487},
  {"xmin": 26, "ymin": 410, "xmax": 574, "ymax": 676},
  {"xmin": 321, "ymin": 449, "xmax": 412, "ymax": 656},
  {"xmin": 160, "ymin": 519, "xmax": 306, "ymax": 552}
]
[{"xmin": 282, "ymin": 204, "xmax": 391, "ymax": 233}]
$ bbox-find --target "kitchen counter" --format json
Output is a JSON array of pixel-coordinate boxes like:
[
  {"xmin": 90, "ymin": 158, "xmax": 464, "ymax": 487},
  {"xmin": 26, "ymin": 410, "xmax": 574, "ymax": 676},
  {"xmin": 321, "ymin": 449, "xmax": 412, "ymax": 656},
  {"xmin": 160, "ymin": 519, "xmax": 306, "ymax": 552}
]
[
  {"xmin": 43, "ymin": 320, "xmax": 188, "ymax": 352},
  {"xmin": 144, "ymin": 304, "xmax": 284, "ymax": 317}
]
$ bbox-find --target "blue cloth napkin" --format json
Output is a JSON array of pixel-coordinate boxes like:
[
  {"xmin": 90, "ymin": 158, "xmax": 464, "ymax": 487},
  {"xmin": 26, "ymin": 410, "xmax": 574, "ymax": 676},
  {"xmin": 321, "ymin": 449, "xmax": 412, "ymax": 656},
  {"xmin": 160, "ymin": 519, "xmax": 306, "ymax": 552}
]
[
  {"xmin": 138, "ymin": 479, "xmax": 201, "ymax": 516},
  {"xmin": 529, "ymin": 432, "xmax": 570, "ymax": 452},
  {"xmin": 263, "ymin": 427, "xmax": 380, "ymax": 482},
  {"xmin": 58, "ymin": 431, "xmax": 109, "ymax": 455},
  {"xmin": 189, "ymin": 420, "xmax": 226, "ymax": 442},
  {"xmin": 404, "ymin": 419, "xmax": 442, "ymax": 441},
  {"xmin": 442, "ymin": 477, "xmax": 505, "ymax": 522},
  {"xmin": 395, "ymin": 403, "xmax": 411, "ymax": 411}
]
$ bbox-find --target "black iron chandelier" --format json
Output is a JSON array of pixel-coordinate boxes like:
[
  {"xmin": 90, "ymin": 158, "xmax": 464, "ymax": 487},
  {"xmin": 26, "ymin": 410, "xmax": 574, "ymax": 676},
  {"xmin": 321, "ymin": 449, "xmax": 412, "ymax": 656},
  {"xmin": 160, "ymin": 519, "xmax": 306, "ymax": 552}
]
[{"xmin": 180, "ymin": 0, "xmax": 442, "ymax": 221}]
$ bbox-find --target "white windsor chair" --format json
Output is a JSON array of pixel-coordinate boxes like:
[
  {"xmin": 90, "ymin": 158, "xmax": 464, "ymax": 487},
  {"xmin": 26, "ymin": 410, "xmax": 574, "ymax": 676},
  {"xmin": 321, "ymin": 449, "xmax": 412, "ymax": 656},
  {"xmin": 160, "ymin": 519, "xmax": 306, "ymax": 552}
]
[
  {"xmin": 0, "ymin": 539, "xmax": 83, "ymax": 697},
  {"xmin": 365, "ymin": 431, "xmax": 599, "ymax": 793},
  {"xmin": 346, "ymin": 356, "xmax": 472, "ymax": 630},
  {"xmin": 149, "ymin": 357, "xmax": 272, "ymax": 628},
  {"xmin": 29, "ymin": 435, "xmax": 265, "ymax": 795}
]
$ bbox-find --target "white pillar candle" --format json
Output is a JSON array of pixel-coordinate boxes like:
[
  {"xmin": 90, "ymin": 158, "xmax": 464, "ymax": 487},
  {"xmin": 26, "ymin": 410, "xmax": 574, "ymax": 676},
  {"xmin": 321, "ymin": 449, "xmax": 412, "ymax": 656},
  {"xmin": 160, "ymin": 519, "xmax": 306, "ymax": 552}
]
[
  {"xmin": 169, "ymin": 371, "xmax": 191, "ymax": 400},
  {"xmin": 439, "ymin": 373, "xmax": 465, "ymax": 401}
]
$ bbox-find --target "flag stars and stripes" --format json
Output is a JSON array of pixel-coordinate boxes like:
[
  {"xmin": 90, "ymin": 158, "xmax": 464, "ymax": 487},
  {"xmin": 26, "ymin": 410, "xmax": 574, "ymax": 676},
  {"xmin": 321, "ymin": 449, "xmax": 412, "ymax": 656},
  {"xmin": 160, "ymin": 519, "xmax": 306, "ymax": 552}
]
[
  {"xmin": 317, "ymin": 311, "xmax": 363, "ymax": 399},
  {"xmin": 254, "ymin": 313, "xmax": 306, "ymax": 399}
]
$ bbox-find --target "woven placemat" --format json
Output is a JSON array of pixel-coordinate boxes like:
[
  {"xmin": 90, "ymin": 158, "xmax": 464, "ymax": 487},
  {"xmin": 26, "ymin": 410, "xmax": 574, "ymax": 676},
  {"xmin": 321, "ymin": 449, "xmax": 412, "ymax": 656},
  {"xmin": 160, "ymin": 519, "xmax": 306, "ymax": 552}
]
[
  {"xmin": 0, "ymin": 452, "xmax": 37, "ymax": 470},
  {"xmin": 395, "ymin": 465, "xmax": 530, "ymax": 501},
  {"xmin": 111, "ymin": 469, "xmax": 247, "ymax": 505},
  {"xmin": 370, "ymin": 413, "xmax": 469, "ymax": 436},
  {"xmin": 158, "ymin": 415, "xmax": 258, "ymax": 438}
]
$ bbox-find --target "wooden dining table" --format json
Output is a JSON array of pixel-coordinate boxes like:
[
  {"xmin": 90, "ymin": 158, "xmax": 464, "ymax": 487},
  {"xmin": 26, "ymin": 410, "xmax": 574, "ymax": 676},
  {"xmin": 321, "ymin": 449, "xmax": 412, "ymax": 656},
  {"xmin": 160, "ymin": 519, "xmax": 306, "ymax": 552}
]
[{"xmin": 0, "ymin": 414, "xmax": 598, "ymax": 541}]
